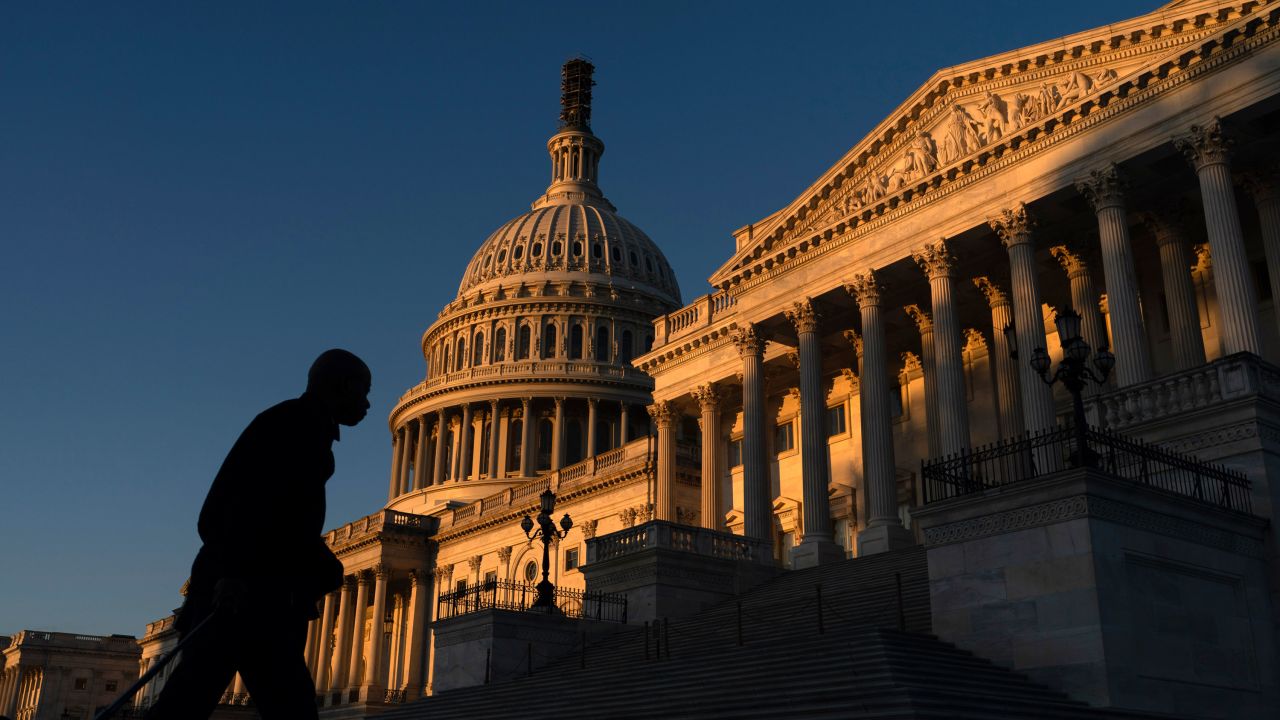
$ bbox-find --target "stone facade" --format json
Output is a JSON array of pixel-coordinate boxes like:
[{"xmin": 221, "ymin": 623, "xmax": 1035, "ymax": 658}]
[{"xmin": 1, "ymin": 630, "xmax": 140, "ymax": 720}]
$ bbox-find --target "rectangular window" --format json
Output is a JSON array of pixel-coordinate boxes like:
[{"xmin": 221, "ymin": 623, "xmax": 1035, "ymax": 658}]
[
  {"xmin": 484, "ymin": 570, "xmax": 497, "ymax": 588},
  {"xmin": 455, "ymin": 579, "xmax": 467, "ymax": 595},
  {"xmin": 564, "ymin": 547, "xmax": 580, "ymax": 571},
  {"xmin": 826, "ymin": 404, "xmax": 846, "ymax": 437},
  {"xmin": 774, "ymin": 422, "xmax": 795, "ymax": 454},
  {"xmin": 728, "ymin": 438, "xmax": 742, "ymax": 468},
  {"xmin": 74, "ymin": 678, "xmax": 87, "ymax": 690},
  {"xmin": 106, "ymin": 680, "xmax": 118, "ymax": 692}
]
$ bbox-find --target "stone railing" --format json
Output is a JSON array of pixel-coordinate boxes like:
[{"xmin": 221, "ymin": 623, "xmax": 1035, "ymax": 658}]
[
  {"xmin": 1090, "ymin": 353, "xmax": 1280, "ymax": 431},
  {"xmin": 325, "ymin": 509, "xmax": 433, "ymax": 546},
  {"xmin": 585, "ymin": 520, "xmax": 768, "ymax": 565},
  {"xmin": 399, "ymin": 360, "xmax": 652, "ymax": 402},
  {"xmin": 441, "ymin": 439, "xmax": 653, "ymax": 533},
  {"xmin": 652, "ymin": 290, "xmax": 738, "ymax": 346},
  {"xmin": 9, "ymin": 630, "xmax": 139, "ymax": 651}
]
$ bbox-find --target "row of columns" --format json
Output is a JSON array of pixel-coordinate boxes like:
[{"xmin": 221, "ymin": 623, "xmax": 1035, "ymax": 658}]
[
  {"xmin": 303, "ymin": 565, "xmax": 430, "ymax": 702},
  {"xmin": 0, "ymin": 665, "xmax": 39, "ymax": 718},
  {"xmin": 649, "ymin": 117, "xmax": 1274, "ymax": 566},
  {"xmin": 388, "ymin": 399, "xmax": 640, "ymax": 501}
]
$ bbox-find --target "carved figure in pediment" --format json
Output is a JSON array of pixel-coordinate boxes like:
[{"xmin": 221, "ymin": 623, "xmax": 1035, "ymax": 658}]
[
  {"xmin": 909, "ymin": 131, "xmax": 938, "ymax": 176},
  {"xmin": 941, "ymin": 103, "xmax": 983, "ymax": 165},
  {"xmin": 1058, "ymin": 70, "xmax": 1096, "ymax": 107},
  {"xmin": 1011, "ymin": 92, "xmax": 1037, "ymax": 128},
  {"xmin": 1036, "ymin": 81, "xmax": 1062, "ymax": 117},
  {"xmin": 977, "ymin": 91, "xmax": 1009, "ymax": 144}
]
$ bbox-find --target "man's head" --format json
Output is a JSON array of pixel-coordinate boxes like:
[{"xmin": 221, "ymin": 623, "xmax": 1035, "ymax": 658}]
[{"xmin": 307, "ymin": 349, "xmax": 371, "ymax": 426}]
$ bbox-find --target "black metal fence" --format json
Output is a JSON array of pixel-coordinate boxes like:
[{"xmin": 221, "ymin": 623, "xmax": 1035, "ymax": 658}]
[
  {"xmin": 921, "ymin": 425, "xmax": 1253, "ymax": 513},
  {"xmin": 436, "ymin": 579, "xmax": 627, "ymax": 623}
]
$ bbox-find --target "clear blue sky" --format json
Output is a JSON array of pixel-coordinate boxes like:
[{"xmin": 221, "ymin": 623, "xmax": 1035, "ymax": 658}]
[{"xmin": 1, "ymin": 1, "xmax": 1156, "ymax": 636}]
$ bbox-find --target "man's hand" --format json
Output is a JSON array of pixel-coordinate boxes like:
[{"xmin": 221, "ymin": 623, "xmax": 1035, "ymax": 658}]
[{"xmin": 212, "ymin": 578, "xmax": 251, "ymax": 616}]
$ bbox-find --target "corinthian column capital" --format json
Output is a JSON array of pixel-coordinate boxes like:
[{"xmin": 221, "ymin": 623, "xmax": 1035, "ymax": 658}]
[
  {"xmin": 844, "ymin": 270, "xmax": 884, "ymax": 308},
  {"xmin": 692, "ymin": 383, "xmax": 722, "ymax": 411},
  {"xmin": 647, "ymin": 400, "xmax": 677, "ymax": 429},
  {"xmin": 841, "ymin": 329, "xmax": 863, "ymax": 356},
  {"xmin": 730, "ymin": 323, "xmax": 764, "ymax": 357},
  {"xmin": 783, "ymin": 298, "xmax": 819, "ymax": 334},
  {"xmin": 902, "ymin": 304, "xmax": 933, "ymax": 333},
  {"xmin": 1075, "ymin": 163, "xmax": 1127, "ymax": 212},
  {"xmin": 971, "ymin": 276, "xmax": 1010, "ymax": 308},
  {"xmin": 1175, "ymin": 117, "xmax": 1233, "ymax": 171},
  {"xmin": 988, "ymin": 202, "xmax": 1035, "ymax": 248},
  {"xmin": 911, "ymin": 239, "xmax": 956, "ymax": 279},
  {"xmin": 1238, "ymin": 167, "xmax": 1280, "ymax": 205},
  {"xmin": 1048, "ymin": 245, "xmax": 1090, "ymax": 279}
]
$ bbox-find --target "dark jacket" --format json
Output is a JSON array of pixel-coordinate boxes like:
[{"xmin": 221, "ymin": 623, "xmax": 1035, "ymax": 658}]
[{"xmin": 181, "ymin": 393, "xmax": 344, "ymax": 628}]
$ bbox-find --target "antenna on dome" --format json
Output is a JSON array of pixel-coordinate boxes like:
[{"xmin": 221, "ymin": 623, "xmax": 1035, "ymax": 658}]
[{"xmin": 560, "ymin": 57, "xmax": 595, "ymax": 130}]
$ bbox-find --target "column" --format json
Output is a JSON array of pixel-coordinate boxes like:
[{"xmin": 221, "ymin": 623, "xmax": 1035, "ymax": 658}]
[
  {"xmin": 330, "ymin": 576, "xmax": 355, "ymax": 693},
  {"xmin": 347, "ymin": 571, "xmax": 369, "ymax": 689},
  {"xmin": 432, "ymin": 410, "xmax": 447, "ymax": 485},
  {"xmin": 304, "ymin": 617, "xmax": 319, "ymax": 676},
  {"xmin": 785, "ymin": 298, "xmax": 844, "ymax": 567},
  {"xmin": 973, "ymin": 278, "xmax": 1025, "ymax": 439},
  {"xmin": 846, "ymin": 271, "xmax": 913, "ymax": 554},
  {"xmin": 551, "ymin": 397, "xmax": 565, "ymax": 471},
  {"xmin": 1048, "ymin": 246, "xmax": 1109, "ymax": 357},
  {"xmin": 456, "ymin": 404, "xmax": 473, "ymax": 481},
  {"xmin": 1076, "ymin": 163, "xmax": 1151, "ymax": 385},
  {"xmin": 2, "ymin": 667, "xmax": 20, "ymax": 717},
  {"xmin": 650, "ymin": 400, "xmax": 677, "ymax": 522},
  {"xmin": 903, "ymin": 305, "xmax": 940, "ymax": 458},
  {"xmin": 387, "ymin": 430, "xmax": 402, "ymax": 501},
  {"xmin": 315, "ymin": 591, "xmax": 337, "ymax": 690},
  {"xmin": 1192, "ymin": 245, "xmax": 1222, "ymax": 358},
  {"xmin": 732, "ymin": 323, "xmax": 774, "ymax": 554},
  {"xmin": 519, "ymin": 398, "xmax": 534, "ymax": 477},
  {"xmin": 488, "ymin": 400, "xmax": 501, "ymax": 477},
  {"xmin": 693, "ymin": 384, "xmax": 723, "ymax": 531},
  {"xmin": 619, "ymin": 402, "xmax": 630, "ymax": 445},
  {"xmin": 1140, "ymin": 212, "xmax": 1206, "ymax": 370},
  {"xmin": 1176, "ymin": 118, "xmax": 1262, "ymax": 355},
  {"xmin": 397, "ymin": 425, "xmax": 414, "ymax": 495},
  {"xmin": 1242, "ymin": 171, "xmax": 1280, "ymax": 342},
  {"xmin": 414, "ymin": 418, "xmax": 429, "ymax": 492},
  {"xmin": 386, "ymin": 594, "xmax": 404, "ymax": 693},
  {"xmin": 363, "ymin": 564, "xmax": 389, "ymax": 698},
  {"xmin": 914, "ymin": 240, "xmax": 971, "ymax": 455},
  {"xmin": 402, "ymin": 569, "xmax": 429, "ymax": 700},
  {"xmin": 586, "ymin": 399, "xmax": 598, "ymax": 456},
  {"xmin": 989, "ymin": 203, "xmax": 1057, "ymax": 433}
]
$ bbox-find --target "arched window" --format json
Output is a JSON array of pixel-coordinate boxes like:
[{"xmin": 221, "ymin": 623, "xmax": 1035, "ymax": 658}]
[
  {"xmin": 596, "ymin": 326, "xmax": 611, "ymax": 362},
  {"xmin": 472, "ymin": 331, "xmax": 485, "ymax": 366},
  {"xmin": 532, "ymin": 242, "xmax": 543, "ymax": 257},
  {"xmin": 543, "ymin": 324, "xmax": 558, "ymax": 359},
  {"xmin": 552, "ymin": 240, "xmax": 563, "ymax": 256},
  {"xmin": 566, "ymin": 418, "xmax": 583, "ymax": 465},
  {"xmin": 611, "ymin": 246, "xmax": 621, "ymax": 262},
  {"xmin": 498, "ymin": 249, "xmax": 507, "ymax": 264},
  {"xmin": 592, "ymin": 243, "xmax": 602, "ymax": 259},
  {"xmin": 537, "ymin": 419, "xmax": 554, "ymax": 470},
  {"xmin": 570, "ymin": 324, "xmax": 584, "ymax": 360},
  {"xmin": 517, "ymin": 325, "xmax": 531, "ymax": 360},
  {"xmin": 620, "ymin": 330, "xmax": 634, "ymax": 364},
  {"xmin": 508, "ymin": 418, "xmax": 523, "ymax": 473},
  {"xmin": 456, "ymin": 338, "xmax": 467, "ymax": 371},
  {"xmin": 443, "ymin": 429, "xmax": 455, "ymax": 480},
  {"xmin": 572, "ymin": 241, "xmax": 583, "ymax": 257},
  {"xmin": 494, "ymin": 327, "xmax": 507, "ymax": 362},
  {"xmin": 629, "ymin": 250, "xmax": 639, "ymax": 265},
  {"xmin": 443, "ymin": 344, "xmax": 453, "ymax": 374},
  {"xmin": 514, "ymin": 245, "xmax": 524, "ymax": 260}
]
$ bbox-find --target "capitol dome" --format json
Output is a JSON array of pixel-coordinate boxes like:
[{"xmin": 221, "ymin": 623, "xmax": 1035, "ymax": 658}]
[{"xmin": 384, "ymin": 59, "xmax": 682, "ymax": 513}]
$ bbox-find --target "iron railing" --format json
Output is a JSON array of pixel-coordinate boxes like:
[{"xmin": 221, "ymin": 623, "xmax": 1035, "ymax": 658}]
[
  {"xmin": 436, "ymin": 579, "xmax": 627, "ymax": 623},
  {"xmin": 921, "ymin": 425, "xmax": 1252, "ymax": 513}
]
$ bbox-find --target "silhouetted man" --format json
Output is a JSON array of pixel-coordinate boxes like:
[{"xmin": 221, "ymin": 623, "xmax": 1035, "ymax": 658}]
[{"xmin": 146, "ymin": 349, "xmax": 371, "ymax": 719}]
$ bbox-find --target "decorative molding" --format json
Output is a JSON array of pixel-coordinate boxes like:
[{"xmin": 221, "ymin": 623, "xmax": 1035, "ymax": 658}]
[
  {"xmin": 581, "ymin": 518, "xmax": 599, "ymax": 540},
  {"xmin": 971, "ymin": 276, "xmax": 1010, "ymax": 308},
  {"xmin": 1075, "ymin": 162, "xmax": 1128, "ymax": 212},
  {"xmin": 903, "ymin": 304, "xmax": 933, "ymax": 334},
  {"xmin": 730, "ymin": 323, "xmax": 764, "ymax": 357},
  {"xmin": 783, "ymin": 298, "xmax": 819, "ymax": 335},
  {"xmin": 845, "ymin": 270, "xmax": 884, "ymax": 308},
  {"xmin": 692, "ymin": 383, "xmax": 722, "ymax": 411},
  {"xmin": 1175, "ymin": 115, "xmax": 1233, "ymax": 170},
  {"xmin": 911, "ymin": 239, "xmax": 956, "ymax": 279},
  {"xmin": 1048, "ymin": 245, "xmax": 1089, "ymax": 278},
  {"xmin": 923, "ymin": 493, "xmax": 1264, "ymax": 557},
  {"xmin": 988, "ymin": 202, "xmax": 1035, "ymax": 248}
]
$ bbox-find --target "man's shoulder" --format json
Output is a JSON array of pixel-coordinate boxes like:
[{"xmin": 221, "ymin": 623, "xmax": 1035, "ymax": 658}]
[{"xmin": 248, "ymin": 396, "xmax": 334, "ymax": 439}]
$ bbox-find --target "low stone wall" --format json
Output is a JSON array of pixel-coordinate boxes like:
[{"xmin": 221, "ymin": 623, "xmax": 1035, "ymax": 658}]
[{"xmin": 914, "ymin": 467, "xmax": 1276, "ymax": 718}]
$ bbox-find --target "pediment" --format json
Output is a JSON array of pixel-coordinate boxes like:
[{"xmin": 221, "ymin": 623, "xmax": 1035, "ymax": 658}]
[{"xmin": 711, "ymin": 0, "xmax": 1264, "ymax": 288}]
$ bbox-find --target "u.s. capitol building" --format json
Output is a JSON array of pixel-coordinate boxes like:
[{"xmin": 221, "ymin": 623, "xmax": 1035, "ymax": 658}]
[{"xmin": 17, "ymin": 1, "xmax": 1277, "ymax": 718}]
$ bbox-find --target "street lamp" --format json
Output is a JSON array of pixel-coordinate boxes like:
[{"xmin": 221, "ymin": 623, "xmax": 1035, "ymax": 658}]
[
  {"xmin": 521, "ymin": 489, "xmax": 573, "ymax": 610},
  {"xmin": 1030, "ymin": 308, "xmax": 1115, "ymax": 466}
]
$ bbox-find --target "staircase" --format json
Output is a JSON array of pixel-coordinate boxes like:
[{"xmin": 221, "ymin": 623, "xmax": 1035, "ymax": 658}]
[{"xmin": 379, "ymin": 547, "xmax": 1180, "ymax": 719}]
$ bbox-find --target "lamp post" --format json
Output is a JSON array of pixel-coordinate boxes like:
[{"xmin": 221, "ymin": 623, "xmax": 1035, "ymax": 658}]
[
  {"xmin": 1029, "ymin": 309, "xmax": 1115, "ymax": 466},
  {"xmin": 520, "ymin": 489, "xmax": 573, "ymax": 610}
]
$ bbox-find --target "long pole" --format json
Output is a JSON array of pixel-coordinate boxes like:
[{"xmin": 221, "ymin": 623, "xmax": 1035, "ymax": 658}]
[{"xmin": 93, "ymin": 612, "xmax": 218, "ymax": 720}]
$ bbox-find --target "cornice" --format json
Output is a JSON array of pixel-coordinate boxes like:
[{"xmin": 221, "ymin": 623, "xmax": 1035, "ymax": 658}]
[
  {"xmin": 390, "ymin": 370, "xmax": 655, "ymax": 426},
  {"xmin": 714, "ymin": 6, "xmax": 1276, "ymax": 296},
  {"xmin": 636, "ymin": 323, "xmax": 738, "ymax": 376},
  {"xmin": 711, "ymin": 1, "xmax": 1267, "ymax": 291}
]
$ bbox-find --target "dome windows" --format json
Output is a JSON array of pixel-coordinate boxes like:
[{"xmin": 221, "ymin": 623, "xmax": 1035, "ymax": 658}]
[
  {"xmin": 572, "ymin": 241, "xmax": 583, "ymax": 257},
  {"xmin": 592, "ymin": 242, "xmax": 602, "ymax": 259},
  {"xmin": 498, "ymin": 249, "xmax": 507, "ymax": 264},
  {"xmin": 552, "ymin": 240, "xmax": 563, "ymax": 256},
  {"xmin": 629, "ymin": 250, "xmax": 639, "ymax": 266},
  {"xmin": 610, "ymin": 246, "xmax": 621, "ymax": 262},
  {"xmin": 513, "ymin": 245, "xmax": 523, "ymax": 260},
  {"xmin": 494, "ymin": 327, "xmax": 507, "ymax": 362},
  {"xmin": 645, "ymin": 255, "xmax": 655, "ymax": 273},
  {"xmin": 532, "ymin": 242, "xmax": 543, "ymax": 258},
  {"xmin": 484, "ymin": 254, "xmax": 493, "ymax": 268}
]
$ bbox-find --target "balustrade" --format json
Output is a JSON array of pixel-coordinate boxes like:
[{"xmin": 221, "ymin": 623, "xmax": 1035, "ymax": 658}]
[
  {"xmin": 586, "ymin": 520, "xmax": 767, "ymax": 564},
  {"xmin": 1089, "ymin": 353, "xmax": 1280, "ymax": 430}
]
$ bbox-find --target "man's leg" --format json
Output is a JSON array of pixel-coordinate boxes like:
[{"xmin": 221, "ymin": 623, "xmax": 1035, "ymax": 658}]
[
  {"xmin": 237, "ymin": 613, "xmax": 319, "ymax": 720},
  {"xmin": 144, "ymin": 611, "xmax": 237, "ymax": 720}
]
